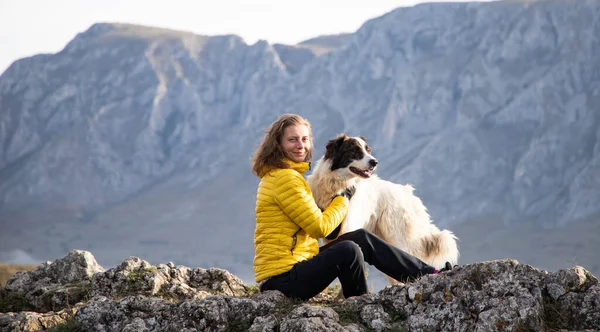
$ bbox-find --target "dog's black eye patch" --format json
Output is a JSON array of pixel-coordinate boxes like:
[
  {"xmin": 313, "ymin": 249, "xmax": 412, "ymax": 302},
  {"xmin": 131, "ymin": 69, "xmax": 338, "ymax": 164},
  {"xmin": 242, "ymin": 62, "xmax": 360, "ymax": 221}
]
[{"xmin": 330, "ymin": 138, "xmax": 365, "ymax": 171}]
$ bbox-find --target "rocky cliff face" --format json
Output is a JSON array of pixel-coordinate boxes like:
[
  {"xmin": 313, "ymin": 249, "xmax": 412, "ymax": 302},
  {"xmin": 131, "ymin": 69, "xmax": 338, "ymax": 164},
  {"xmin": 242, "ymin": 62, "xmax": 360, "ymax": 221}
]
[
  {"xmin": 0, "ymin": 22, "xmax": 285, "ymax": 210},
  {"xmin": 0, "ymin": 0, "xmax": 599, "ymax": 283},
  {"xmin": 1, "ymin": 250, "xmax": 599, "ymax": 331}
]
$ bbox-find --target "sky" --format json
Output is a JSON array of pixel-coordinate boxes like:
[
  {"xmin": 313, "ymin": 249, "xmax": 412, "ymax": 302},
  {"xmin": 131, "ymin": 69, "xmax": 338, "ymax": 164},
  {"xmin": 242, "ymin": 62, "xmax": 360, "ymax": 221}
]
[{"xmin": 0, "ymin": 0, "xmax": 493, "ymax": 75}]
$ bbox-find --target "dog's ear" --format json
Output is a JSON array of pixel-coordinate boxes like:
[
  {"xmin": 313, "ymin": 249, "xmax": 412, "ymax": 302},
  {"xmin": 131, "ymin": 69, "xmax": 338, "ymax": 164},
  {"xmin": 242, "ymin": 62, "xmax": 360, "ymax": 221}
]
[
  {"xmin": 324, "ymin": 134, "xmax": 347, "ymax": 160},
  {"xmin": 358, "ymin": 135, "xmax": 372, "ymax": 152}
]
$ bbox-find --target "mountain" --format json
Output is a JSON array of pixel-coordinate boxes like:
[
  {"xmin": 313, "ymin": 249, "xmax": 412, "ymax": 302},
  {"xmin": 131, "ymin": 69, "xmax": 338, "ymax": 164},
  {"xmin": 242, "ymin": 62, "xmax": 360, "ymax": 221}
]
[{"xmin": 1, "ymin": 0, "xmax": 599, "ymax": 288}]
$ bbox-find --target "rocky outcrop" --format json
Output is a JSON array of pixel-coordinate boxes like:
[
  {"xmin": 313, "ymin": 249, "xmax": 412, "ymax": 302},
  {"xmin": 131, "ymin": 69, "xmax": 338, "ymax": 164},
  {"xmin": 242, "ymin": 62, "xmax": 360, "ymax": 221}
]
[
  {"xmin": 1, "ymin": 250, "xmax": 599, "ymax": 331},
  {"xmin": 0, "ymin": 250, "xmax": 103, "ymax": 312},
  {"xmin": 1, "ymin": 0, "xmax": 600, "ymax": 294},
  {"xmin": 0, "ymin": 250, "xmax": 249, "ymax": 314},
  {"xmin": 90, "ymin": 256, "xmax": 248, "ymax": 300}
]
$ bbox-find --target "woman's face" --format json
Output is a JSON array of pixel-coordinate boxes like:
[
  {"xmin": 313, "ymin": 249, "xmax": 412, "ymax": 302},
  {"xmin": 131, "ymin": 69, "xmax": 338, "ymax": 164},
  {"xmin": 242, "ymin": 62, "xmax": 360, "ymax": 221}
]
[{"xmin": 281, "ymin": 124, "xmax": 311, "ymax": 163}]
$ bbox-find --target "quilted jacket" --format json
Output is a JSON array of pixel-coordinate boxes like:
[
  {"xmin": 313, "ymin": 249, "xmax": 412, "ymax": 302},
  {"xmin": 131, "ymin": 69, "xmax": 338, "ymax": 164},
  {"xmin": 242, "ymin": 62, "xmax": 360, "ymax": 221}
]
[{"xmin": 253, "ymin": 160, "xmax": 349, "ymax": 282}]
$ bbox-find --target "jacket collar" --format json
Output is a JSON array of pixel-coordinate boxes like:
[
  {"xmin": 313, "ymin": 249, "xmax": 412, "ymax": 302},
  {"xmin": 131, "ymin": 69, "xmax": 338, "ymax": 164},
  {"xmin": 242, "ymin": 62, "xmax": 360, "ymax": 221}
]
[
  {"xmin": 258, "ymin": 159, "xmax": 311, "ymax": 178},
  {"xmin": 285, "ymin": 159, "xmax": 311, "ymax": 174}
]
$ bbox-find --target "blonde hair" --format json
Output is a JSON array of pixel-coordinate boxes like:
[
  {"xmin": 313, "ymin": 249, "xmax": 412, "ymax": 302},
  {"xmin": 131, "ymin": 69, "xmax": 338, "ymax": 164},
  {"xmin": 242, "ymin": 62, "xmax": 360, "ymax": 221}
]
[{"xmin": 252, "ymin": 113, "xmax": 313, "ymax": 176}]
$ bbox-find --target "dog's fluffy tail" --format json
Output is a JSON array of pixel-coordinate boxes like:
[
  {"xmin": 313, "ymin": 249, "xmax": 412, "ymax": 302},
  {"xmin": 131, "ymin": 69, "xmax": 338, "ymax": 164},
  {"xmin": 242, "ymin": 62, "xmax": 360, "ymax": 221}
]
[{"xmin": 421, "ymin": 230, "xmax": 459, "ymax": 270}]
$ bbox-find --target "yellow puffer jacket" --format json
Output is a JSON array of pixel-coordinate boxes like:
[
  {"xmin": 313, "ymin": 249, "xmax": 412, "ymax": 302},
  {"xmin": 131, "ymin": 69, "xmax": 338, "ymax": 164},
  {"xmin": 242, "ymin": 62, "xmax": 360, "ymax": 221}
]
[{"xmin": 254, "ymin": 160, "xmax": 348, "ymax": 282}]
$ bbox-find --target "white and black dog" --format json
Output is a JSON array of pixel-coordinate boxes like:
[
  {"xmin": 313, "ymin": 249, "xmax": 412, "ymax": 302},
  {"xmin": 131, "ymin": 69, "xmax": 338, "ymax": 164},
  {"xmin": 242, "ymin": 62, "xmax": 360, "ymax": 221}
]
[{"xmin": 307, "ymin": 134, "xmax": 459, "ymax": 283}]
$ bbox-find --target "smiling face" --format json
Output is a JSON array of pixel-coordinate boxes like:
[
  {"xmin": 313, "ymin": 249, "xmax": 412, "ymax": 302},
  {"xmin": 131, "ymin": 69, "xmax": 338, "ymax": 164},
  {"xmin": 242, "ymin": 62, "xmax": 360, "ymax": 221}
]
[
  {"xmin": 324, "ymin": 134, "xmax": 378, "ymax": 178},
  {"xmin": 281, "ymin": 124, "xmax": 312, "ymax": 163}
]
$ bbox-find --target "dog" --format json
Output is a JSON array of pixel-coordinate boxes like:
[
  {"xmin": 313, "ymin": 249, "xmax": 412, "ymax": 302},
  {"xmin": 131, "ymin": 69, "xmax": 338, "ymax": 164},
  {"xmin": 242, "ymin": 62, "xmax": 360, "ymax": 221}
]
[{"xmin": 307, "ymin": 134, "xmax": 459, "ymax": 284}]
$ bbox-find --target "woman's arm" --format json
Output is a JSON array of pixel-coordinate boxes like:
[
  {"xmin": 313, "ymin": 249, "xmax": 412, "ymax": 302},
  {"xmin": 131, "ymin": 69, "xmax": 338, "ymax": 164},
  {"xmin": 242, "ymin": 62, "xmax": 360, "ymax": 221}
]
[{"xmin": 275, "ymin": 170, "xmax": 348, "ymax": 238}]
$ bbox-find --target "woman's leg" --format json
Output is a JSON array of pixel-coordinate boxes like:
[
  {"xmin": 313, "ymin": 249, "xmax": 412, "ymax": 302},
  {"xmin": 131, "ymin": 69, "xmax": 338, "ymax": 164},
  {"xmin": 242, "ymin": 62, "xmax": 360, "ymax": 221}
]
[
  {"xmin": 322, "ymin": 229, "xmax": 436, "ymax": 282},
  {"xmin": 261, "ymin": 240, "xmax": 368, "ymax": 300}
]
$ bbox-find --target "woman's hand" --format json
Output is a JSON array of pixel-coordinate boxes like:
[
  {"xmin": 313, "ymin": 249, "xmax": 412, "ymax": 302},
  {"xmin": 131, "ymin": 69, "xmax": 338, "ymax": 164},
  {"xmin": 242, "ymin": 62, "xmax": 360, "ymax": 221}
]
[
  {"xmin": 343, "ymin": 186, "xmax": 356, "ymax": 200},
  {"xmin": 337, "ymin": 186, "xmax": 356, "ymax": 200},
  {"xmin": 333, "ymin": 186, "xmax": 356, "ymax": 200}
]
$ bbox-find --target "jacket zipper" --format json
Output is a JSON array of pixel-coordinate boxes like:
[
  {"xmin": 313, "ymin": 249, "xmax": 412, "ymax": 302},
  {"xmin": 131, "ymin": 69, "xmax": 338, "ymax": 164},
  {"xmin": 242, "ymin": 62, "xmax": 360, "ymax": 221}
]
[{"xmin": 290, "ymin": 228, "xmax": 302, "ymax": 254}]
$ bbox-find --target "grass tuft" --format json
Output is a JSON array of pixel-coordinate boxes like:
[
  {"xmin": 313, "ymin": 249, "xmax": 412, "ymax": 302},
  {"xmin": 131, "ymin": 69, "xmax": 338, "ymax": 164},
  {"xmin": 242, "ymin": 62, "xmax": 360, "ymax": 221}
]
[
  {"xmin": 47, "ymin": 318, "xmax": 81, "ymax": 332},
  {"xmin": 0, "ymin": 290, "xmax": 28, "ymax": 312}
]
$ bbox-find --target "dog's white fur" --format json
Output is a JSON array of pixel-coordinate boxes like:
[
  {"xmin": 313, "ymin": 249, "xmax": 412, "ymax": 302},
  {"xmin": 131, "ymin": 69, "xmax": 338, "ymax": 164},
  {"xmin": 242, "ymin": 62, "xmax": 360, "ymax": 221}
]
[{"xmin": 307, "ymin": 135, "xmax": 459, "ymax": 283}]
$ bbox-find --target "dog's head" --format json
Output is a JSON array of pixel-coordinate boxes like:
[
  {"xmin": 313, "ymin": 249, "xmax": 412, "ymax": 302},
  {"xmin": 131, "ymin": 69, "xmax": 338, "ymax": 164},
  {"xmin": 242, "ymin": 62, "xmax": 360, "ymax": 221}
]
[{"xmin": 324, "ymin": 134, "xmax": 378, "ymax": 178}]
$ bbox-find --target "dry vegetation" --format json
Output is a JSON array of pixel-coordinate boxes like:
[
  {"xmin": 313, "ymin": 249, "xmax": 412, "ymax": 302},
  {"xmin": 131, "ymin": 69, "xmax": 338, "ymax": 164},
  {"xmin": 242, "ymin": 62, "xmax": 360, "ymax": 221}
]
[{"xmin": 0, "ymin": 263, "xmax": 37, "ymax": 287}]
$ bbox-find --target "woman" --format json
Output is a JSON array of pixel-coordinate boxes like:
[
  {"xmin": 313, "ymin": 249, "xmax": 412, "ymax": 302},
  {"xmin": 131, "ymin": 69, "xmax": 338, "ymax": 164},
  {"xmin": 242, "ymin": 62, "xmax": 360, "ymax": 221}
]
[{"xmin": 252, "ymin": 113, "xmax": 450, "ymax": 301}]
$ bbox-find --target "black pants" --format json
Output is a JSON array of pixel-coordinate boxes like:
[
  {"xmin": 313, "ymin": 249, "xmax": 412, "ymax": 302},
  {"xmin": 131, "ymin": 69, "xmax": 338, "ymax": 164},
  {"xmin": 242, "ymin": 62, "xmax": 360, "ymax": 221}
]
[{"xmin": 260, "ymin": 228, "xmax": 436, "ymax": 301}]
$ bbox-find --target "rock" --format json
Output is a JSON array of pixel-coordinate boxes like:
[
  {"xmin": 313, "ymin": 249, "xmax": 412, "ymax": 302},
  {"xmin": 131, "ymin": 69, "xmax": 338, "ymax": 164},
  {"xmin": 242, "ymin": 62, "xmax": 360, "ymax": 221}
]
[
  {"xmin": 91, "ymin": 256, "xmax": 250, "ymax": 301},
  {"xmin": 1, "ymin": 252, "xmax": 599, "ymax": 331},
  {"xmin": 0, "ymin": 306, "xmax": 78, "ymax": 332},
  {"xmin": 1, "ymin": 250, "xmax": 103, "ymax": 312},
  {"xmin": 3, "ymin": 250, "xmax": 103, "ymax": 293},
  {"xmin": 1, "ymin": 250, "xmax": 253, "ymax": 315}
]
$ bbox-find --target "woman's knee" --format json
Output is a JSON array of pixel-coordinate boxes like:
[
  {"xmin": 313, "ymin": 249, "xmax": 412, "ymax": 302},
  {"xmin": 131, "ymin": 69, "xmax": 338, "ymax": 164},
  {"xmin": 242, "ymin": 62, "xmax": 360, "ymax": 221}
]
[{"xmin": 335, "ymin": 240, "xmax": 364, "ymax": 261}]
